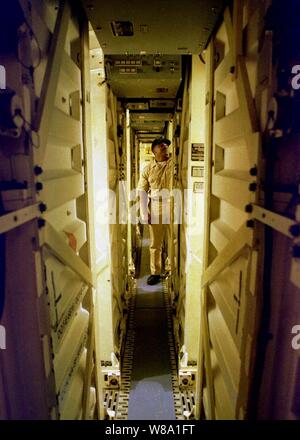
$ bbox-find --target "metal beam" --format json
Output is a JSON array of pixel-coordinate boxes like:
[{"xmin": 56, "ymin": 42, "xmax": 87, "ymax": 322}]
[
  {"xmin": 34, "ymin": 0, "xmax": 71, "ymax": 164},
  {"xmin": 202, "ymin": 224, "xmax": 251, "ymax": 288},
  {"xmin": 252, "ymin": 205, "xmax": 296, "ymax": 238},
  {"xmin": 82, "ymin": 289, "xmax": 96, "ymax": 420},
  {"xmin": 0, "ymin": 204, "xmax": 40, "ymax": 234},
  {"xmin": 195, "ymin": 42, "xmax": 214, "ymax": 420},
  {"xmin": 43, "ymin": 222, "xmax": 95, "ymax": 288},
  {"xmin": 202, "ymin": 290, "xmax": 215, "ymax": 420}
]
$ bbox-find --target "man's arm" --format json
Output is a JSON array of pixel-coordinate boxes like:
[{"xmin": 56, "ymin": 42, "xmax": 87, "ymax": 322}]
[
  {"xmin": 137, "ymin": 164, "xmax": 150, "ymax": 223},
  {"xmin": 138, "ymin": 189, "xmax": 149, "ymax": 223}
]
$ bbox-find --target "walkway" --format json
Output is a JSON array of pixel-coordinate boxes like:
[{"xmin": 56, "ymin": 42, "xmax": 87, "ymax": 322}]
[{"xmin": 127, "ymin": 226, "xmax": 176, "ymax": 420}]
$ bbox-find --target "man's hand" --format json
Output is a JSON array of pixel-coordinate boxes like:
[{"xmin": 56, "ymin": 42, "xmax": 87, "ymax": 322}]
[{"xmin": 140, "ymin": 212, "xmax": 151, "ymax": 224}]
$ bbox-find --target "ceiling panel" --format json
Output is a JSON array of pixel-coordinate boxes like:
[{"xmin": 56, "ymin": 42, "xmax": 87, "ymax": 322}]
[
  {"xmin": 131, "ymin": 113, "xmax": 172, "ymax": 122},
  {"xmin": 82, "ymin": 0, "xmax": 225, "ymax": 55},
  {"xmin": 105, "ymin": 54, "xmax": 181, "ymax": 98}
]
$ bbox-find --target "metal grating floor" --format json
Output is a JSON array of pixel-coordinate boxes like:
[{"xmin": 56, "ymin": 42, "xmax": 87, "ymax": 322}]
[
  {"xmin": 127, "ymin": 227, "xmax": 175, "ymax": 420},
  {"xmin": 110, "ymin": 226, "xmax": 195, "ymax": 420}
]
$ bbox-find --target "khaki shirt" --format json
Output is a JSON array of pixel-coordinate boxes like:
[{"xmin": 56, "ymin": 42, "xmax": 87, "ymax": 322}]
[
  {"xmin": 138, "ymin": 157, "xmax": 173, "ymax": 220},
  {"xmin": 137, "ymin": 157, "xmax": 173, "ymax": 198}
]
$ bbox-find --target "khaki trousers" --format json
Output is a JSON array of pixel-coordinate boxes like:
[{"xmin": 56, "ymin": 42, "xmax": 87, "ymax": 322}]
[{"xmin": 148, "ymin": 222, "xmax": 171, "ymax": 275}]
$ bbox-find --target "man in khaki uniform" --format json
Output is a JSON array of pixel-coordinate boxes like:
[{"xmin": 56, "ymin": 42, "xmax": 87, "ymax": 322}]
[{"xmin": 137, "ymin": 137, "xmax": 173, "ymax": 285}]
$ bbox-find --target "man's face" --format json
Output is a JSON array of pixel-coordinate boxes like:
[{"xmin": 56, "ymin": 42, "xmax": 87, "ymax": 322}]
[{"xmin": 153, "ymin": 142, "xmax": 169, "ymax": 157}]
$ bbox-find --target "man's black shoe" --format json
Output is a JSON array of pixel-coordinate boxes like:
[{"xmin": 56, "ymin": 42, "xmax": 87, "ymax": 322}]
[{"xmin": 147, "ymin": 275, "xmax": 161, "ymax": 285}]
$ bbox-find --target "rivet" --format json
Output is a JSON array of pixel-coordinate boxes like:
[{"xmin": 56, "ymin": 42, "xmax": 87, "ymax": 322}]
[
  {"xmin": 35, "ymin": 182, "xmax": 43, "ymax": 191},
  {"xmin": 249, "ymin": 182, "xmax": 257, "ymax": 192},
  {"xmin": 292, "ymin": 245, "xmax": 300, "ymax": 259},
  {"xmin": 246, "ymin": 219, "xmax": 255, "ymax": 228},
  {"xmin": 38, "ymin": 218, "xmax": 46, "ymax": 229},
  {"xmin": 34, "ymin": 165, "xmax": 43, "ymax": 176},
  {"xmin": 39, "ymin": 202, "xmax": 47, "ymax": 213},
  {"xmin": 289, "ymin": 224, "xmax": 300, "ymax": 238}
]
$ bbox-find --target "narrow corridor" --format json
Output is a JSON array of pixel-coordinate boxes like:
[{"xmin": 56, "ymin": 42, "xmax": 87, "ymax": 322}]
[
  {"xmin": 1, "ymin": 0, "xmax": 299, "ymax": 422},
  {"xmin": 127, "ymin": 226, "xmax": 175, "ymax": 420}
]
